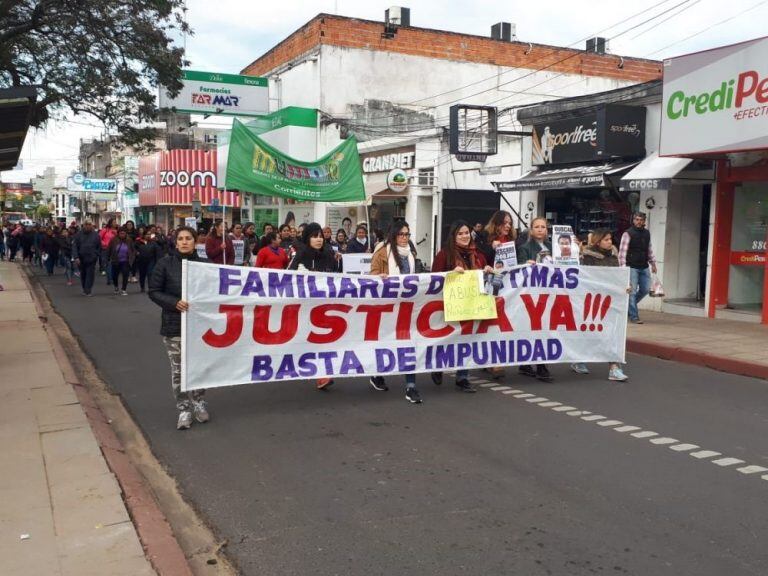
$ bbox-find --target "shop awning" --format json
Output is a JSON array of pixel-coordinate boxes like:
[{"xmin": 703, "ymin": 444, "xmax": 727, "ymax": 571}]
[
  {"xmin": 619, "ymin": 152, "xmax": 693, "ymax": 191},
  {"xmin": 493, "ymin": 161, "xmax": 637, "ymax": 192}
]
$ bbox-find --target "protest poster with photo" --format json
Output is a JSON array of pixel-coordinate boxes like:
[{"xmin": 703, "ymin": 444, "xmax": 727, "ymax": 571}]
[
  {"xmin": 552, "ymin": 225, "xmax": 580, "ymax": 266},
  {"xmin": 342, "ymin": 253, "xmax": 372, "ymax": 274},
  {"xmin": 493, "ymin": 241, "xmax": 518, "ymax": 272},
  {"xmin": 180, "ymin": 262, "xmax": 629, "ymax": 390}
]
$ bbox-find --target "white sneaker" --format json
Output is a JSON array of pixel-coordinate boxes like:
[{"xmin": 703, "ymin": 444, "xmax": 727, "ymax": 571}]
[
  {"xmin": 570, "ymin": 363, "xmax": 589, "ymax": 374},
  {"xmin": 192, "ymin": 400, "xmax": 209, "ymax": 423},
  {"xmin": 608, "ymin": 367, "xmax": 628, "ymax": 381},
  {"xmin": 177, "ymin": 410, "xmax": 193, "ymax": 430},
  {"xmin": 120, "ymin": 290, "xmax": 128, "ymax": 296}
]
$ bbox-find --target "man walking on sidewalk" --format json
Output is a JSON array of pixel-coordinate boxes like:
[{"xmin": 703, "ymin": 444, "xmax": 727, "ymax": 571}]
[
  {"xmin": 619, "ymin": 212, "xmax": 657, "ymax": 324},
  {"xmin": 72, "ymin": 221, "xmax": 101, "ymax": 296}
]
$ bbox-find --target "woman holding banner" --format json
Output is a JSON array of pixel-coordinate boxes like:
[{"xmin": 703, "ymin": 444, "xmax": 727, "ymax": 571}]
[
  {"xmin": 369, "ymin": 221, "xmax": 423, "ymax": 404},
  {"xmin": 477, "ymin": 210, "xmax": 516, "ymax": 265},
  {"xmin": 431, "ymin": 220, "xmax": 494, "ymax": 393},
  {"xmin": 516, "ymin": 216, "xmax": 554, "ymax": 382},
  {"xmin": 205, "ymin": 221, "xmax": 235, "ymax": 265},
  {"xmin": 572, "ymin": 228, "xmax": 629, "ymax": 382},
  {"xmin": 288, "ymin": 223, "xmax": 340, "ymax": 390},
  {"xmin": 476, "ymin": 210, "xmax": 517, "ymax": 379},
  {"xmin": 148, "ymin": 226, "xmax": 209, "ymax": 430}
]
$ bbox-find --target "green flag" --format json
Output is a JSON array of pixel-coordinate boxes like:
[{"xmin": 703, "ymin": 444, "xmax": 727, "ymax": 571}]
[{"xmin": 225, "ymin": 119, "xmax": 365, "ymax": 203}]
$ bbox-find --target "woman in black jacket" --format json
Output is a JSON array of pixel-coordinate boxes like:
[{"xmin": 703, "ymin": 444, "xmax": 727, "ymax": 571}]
[
  {"xmin": 288, "ymin": 222, "xmax": 340, "ymax": 390},
  {"xmin": 287, "ymin": 222, "xmax": 340, "ymax": 273},
  {"xmin": 148, "ymin": 226, "xmax": 208, "ymax": 430},
  {"xmin": 516, "ymin": 216, "xmax": 554, "ymax": 382}
]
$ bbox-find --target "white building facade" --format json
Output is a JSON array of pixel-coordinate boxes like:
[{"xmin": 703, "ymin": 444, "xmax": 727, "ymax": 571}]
[{"xmin": 240, "ymin": 11, "xmax": 662, "ymax": 265}]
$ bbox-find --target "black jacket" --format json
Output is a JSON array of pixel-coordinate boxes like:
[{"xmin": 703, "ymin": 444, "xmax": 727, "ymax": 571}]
[
  {"xmin": 72, "ymin": 230, "xmax": 102, "ymax": 263},
  {"xmin": 148, "ymin": 251, "xmax": 199, "ymax": 337},
  {"xmin": 57, "ymin": 236, "xmax": 73, "ymax": 259},
  {"xmin": 288, "ymin": 243, "xmax": 338, "ymax": 272},
  {"xmin": 136, "ymin": 239, "xmax": 161, "ymax": 264},
  {"xmin": 41, "ymin": 235, "xmax": 60, "ymax": 257},
  {"xmin": 517, "ymin": 238, "xmax": 552, "ymax": 263}
]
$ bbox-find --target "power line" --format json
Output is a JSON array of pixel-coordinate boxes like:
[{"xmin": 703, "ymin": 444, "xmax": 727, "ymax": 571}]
[{"xmin": 645, "ymin": 0, "xmax": 768, "ymax": 56}]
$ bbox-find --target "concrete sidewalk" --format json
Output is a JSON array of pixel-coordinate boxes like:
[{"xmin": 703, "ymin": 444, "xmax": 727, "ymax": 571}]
[
  {"xmin": 0, "ymin": 261, "xmax": 155, "ymax": 576},
  {"xmin": 627, "ymin": 310, "xmax": 768, "ymax": 380}
]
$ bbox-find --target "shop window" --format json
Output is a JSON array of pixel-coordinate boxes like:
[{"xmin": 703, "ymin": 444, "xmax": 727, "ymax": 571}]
[{"xmin": 727, "ymin": 183, "xmax": 766, "ymax": 310}]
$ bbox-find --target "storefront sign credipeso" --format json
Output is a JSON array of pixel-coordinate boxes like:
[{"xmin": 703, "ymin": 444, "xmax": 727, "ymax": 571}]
[
  {"xmin": 660, "ymin": 36, "xmax": 768, "ymax": 156},
  {"xmin": 532, "ymin": 105, "xmax": 645, "ymax": 166}
]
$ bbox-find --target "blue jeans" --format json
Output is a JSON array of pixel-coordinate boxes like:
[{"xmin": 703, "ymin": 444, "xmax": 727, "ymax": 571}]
[
  {"xmin": 628, "ymin": 267, "xmax": 651, "ymax": 320},
  {"xmin": 60, "ymin": 255, "xmax": 73, "ymax": 282}
]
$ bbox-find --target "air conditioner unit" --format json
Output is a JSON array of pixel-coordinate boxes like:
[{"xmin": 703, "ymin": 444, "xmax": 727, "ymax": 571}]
[
  {"xmin": 586, "ymin": 37, "xmax": 607, "ymax": 55},
  {"xmin": 491, "ymin": 22, "xmax": 516, "ymax": 42},
  {"xmin": 385, "ymin": 6, "xmax": 410, "ymax": 27}
]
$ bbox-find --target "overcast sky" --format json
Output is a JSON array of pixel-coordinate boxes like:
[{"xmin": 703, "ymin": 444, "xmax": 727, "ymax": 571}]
[{"xmin": 6, "ymin": 0, "xmax": 767, "ymax": 182}]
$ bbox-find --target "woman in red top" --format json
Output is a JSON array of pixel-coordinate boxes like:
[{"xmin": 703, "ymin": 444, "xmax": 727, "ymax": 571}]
[
  {"xmin": 254, "ymin": 232, "xmax": 288, "ymax": 269},
  {"xmin": 205, "ymin": 221, "xmax": 234, "ymax": 265},
  {"xmin": 431, "ymin": 220, "xmax": 493, "ymax": 392}
]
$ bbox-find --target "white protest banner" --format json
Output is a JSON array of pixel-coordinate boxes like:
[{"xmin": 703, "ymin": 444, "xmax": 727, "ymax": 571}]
[
  {"xmin": 494, "ymin": 241, "xmax": 518, "ymax": 271},
  {"xmin": 552, "ymin": 225, "xmax": 579, "ymax": 266},
  {"xmin": 184, "ymin": 217, "xmax": 198, "ymax": 230},
  {"xmin": 195, "ymin": 244, "xmax": 208, "ymax": 261},
  {"xmin": 181, "ymin": 262, "xmax": 629, "ymax": 391},
  {"xmin": 342, "ymin": 253, "xmax": 372, "ymax": 274}
]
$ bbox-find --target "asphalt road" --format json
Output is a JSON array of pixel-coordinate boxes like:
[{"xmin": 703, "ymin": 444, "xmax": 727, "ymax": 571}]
[{"xmin": 32, "ymin": 266, "xmax": 768, "ymax": 576}]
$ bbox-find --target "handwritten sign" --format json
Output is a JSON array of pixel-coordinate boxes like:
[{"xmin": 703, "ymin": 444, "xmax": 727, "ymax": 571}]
[{"xmin": 443, "ymin": 270, "xmax": 498, "ymax": 322}]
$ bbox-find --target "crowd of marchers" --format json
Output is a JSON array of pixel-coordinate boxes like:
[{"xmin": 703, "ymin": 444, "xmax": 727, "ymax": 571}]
[{"xmin": 1, "ymin": 209, "xmax": 656, "ymax": 431}]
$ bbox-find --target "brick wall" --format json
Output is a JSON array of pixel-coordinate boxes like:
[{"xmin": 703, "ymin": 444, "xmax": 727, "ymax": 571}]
[{"xmin": 241, "ymin": 14, "xmax": 662, "ymax": 83}]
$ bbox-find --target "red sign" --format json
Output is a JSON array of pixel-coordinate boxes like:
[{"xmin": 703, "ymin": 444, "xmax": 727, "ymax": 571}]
[
  {"xmin": 138, "ymin": 150, "xmax": 239, "ymax": 207},
  {"xmin": 730, "ymin": 251, "xmax": 767, "ymax": 266}
]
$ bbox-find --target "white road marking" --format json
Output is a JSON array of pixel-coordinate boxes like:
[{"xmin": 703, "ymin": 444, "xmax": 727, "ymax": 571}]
[
  {"xmin": 737, "ymin": 465, "xmax": 768, "ymax": 475},
  {"xmin": 649, "ymin": 437, "xmax": 679, "ymax": 445},
  {"xmin": 711, "ymin": 457, "xmax": 745, "ymax": 467},
  {"xmin": 690, "ymin": 450, "xmax": 722, "ymax": 459},
  {"xmin": 669, "ymin": 444, "xmax": 699, "ymax": 452},
  {"xmin": 485, "ymin": 386, "xmax": 765, "ymax": 485},
  {"xmin": 614, "ymin": 426, "xmax": 641, "ymax": 433}
]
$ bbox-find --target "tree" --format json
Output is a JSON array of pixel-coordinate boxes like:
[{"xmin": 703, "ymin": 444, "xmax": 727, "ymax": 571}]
[
  {"xmin": 0, "ymin": 0, "xmax": 190, "ymax": 148},
  {"xmin": 35, "ymin": 204, "xmax": 51, "ymax": 221}
]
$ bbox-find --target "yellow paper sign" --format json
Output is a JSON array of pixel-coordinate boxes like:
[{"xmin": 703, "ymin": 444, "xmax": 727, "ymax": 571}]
[{"xmin": 443, "ymin": 270, "xmax": 498, "ymax": 322}]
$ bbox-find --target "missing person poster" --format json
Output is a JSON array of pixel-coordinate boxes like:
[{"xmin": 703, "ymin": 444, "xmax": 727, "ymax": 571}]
[
  {"xmin": 553, "ymin": 225, "xmax": 579, "ymax": 266},
  {"xmin": 494, "ymin": 241, "xmax": 518, "ymax": 271}
]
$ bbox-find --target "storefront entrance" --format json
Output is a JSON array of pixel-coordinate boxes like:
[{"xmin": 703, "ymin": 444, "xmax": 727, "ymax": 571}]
[{"xmin": 710, "ymin": 163, "xmax": 768, "ymax": 324}]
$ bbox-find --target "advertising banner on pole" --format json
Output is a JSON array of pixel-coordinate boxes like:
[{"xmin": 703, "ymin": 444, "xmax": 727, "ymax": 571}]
[
  {"xmin": 181, "ymin": 262, "xmax": 629, "ymax": 391},
  {"xmin": 225, "ymin": 120, "xmax": 365, "ymax": 203},
  {"xmin": 159, "ymin": 70, "xmax": 269, "ymax": 117}
]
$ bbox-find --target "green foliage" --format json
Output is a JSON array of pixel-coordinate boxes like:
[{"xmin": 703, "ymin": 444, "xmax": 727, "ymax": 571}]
[{"xmin": 0, "ymin": 0, "xmax": 190, "ymax": 148}]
